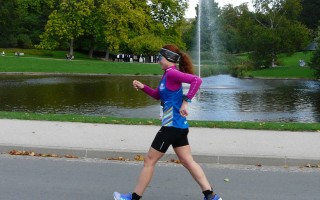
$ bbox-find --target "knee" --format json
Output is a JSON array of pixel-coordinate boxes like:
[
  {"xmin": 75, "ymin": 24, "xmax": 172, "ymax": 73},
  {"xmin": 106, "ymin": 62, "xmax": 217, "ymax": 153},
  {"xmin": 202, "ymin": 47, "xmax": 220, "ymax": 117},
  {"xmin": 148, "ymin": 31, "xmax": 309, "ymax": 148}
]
[
  {"xmin": 180, "ymin": 158, "xmax": 195, "ymax": 169},
  {"xmin": 143, "ymin": 154, "xmax": 157, "ymax": 167}
]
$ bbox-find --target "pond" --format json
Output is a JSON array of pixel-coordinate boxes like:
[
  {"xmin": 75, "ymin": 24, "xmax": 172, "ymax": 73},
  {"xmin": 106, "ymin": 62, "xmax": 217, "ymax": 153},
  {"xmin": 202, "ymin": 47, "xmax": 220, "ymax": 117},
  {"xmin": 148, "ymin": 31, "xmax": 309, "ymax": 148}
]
[{"xmin": 0, "ymin": 74, "xmax": 319, "ymax": 122}]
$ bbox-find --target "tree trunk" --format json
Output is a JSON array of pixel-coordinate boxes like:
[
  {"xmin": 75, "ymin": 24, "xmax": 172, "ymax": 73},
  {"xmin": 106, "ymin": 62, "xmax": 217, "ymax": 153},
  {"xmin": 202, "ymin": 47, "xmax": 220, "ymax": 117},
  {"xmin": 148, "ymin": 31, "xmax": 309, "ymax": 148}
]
[
  {"xmin": 272, "ymin": 52, "xmax": 276, "ymax": 67},
  {"xmin": 89, "ymin": 48, "xmax": 94, "ymax": 59},
  {"xmin": 105, "ymin": 48, "xmax": 110, "ymax": 60},
  {"xmin": 69, "ymin": 39, "xmax": 74, "ymax": 56},
  {"xmin": 88, "ymin": 37, "xmax": 95, "ymax": 59}
]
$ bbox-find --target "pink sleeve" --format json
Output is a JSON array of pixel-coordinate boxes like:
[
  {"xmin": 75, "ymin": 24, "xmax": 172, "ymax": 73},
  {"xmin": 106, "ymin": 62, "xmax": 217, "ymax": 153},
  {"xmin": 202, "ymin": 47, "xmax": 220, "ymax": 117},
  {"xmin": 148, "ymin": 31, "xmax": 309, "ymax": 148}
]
[
  {"xmin": 166, "ymin": 70, "xmax": 202, "ymax": 99},
  {"xmin": 142, "ymin": 85, "xmax": 160, "ymax": 100}
]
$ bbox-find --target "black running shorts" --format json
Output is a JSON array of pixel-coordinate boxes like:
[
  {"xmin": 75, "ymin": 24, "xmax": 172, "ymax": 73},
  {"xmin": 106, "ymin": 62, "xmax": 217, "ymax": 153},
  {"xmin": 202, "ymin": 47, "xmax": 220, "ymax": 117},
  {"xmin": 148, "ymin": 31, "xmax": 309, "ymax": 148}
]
[{"xmin": 151, "ymin": 126, "xmax": 189, "ymax": 153}]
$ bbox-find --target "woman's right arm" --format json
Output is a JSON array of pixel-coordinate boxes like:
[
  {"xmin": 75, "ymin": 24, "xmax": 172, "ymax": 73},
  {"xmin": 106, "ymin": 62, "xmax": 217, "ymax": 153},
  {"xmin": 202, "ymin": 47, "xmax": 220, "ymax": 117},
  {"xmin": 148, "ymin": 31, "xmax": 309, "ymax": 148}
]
[{"xmin": 133, "ymin": 80, "xmax": 160, "ymax": 100}]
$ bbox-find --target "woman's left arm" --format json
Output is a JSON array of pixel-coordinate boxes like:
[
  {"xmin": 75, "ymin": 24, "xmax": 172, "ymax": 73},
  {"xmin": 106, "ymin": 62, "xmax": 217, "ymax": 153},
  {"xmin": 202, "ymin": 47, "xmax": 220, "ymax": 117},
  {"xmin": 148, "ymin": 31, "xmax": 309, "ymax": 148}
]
[
  {"xmin": 167, "ymin": 70, "xmax": 202, "ymax": 117},
  {"xmin": 167, "ymin": 70, "xmax": 202, "ymax": 100}
]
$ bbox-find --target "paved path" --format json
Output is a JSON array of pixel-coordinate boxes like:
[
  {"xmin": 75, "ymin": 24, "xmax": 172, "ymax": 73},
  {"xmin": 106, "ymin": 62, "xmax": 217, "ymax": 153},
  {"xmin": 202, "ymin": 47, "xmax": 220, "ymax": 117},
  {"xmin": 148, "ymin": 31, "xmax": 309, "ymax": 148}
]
[{"xmin": 1, "ymin": 119, "xmax": 319, "ymax": 166}]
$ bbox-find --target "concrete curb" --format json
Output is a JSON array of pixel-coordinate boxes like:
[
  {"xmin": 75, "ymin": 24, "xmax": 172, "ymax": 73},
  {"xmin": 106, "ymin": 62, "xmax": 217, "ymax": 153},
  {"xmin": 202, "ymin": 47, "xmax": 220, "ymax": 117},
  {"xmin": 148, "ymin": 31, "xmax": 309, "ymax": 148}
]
[{"xmin": 1, "ymin": 144, "xmax": 319, "ymax": 167}]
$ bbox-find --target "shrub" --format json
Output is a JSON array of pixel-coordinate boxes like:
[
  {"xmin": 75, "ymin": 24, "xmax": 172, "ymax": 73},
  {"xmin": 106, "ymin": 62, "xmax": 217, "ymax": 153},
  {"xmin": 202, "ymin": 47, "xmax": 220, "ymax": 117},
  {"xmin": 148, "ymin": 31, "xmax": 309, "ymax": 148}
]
[
  {"xmin": 310, "ymin": 49, "xmax": 320, "ymax": 79},
  {"xmin": 17, "ymin": 34, "xmax": 33, "ymax": 48},
  {"xmin": 229, "ymin": 60, "xmax": 254, "ymax": 77}
]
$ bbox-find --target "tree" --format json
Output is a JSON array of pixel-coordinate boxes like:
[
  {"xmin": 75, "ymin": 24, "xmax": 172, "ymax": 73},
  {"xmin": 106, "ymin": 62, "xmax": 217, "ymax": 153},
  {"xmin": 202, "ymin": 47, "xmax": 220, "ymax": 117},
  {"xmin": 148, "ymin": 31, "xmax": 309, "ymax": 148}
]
[
  {"xmin": 310, "ymin": 27, "xmax": 320, "ymax": 78},
  {"xmin": 37, "ymin": 0, "xmax": 188, "ymax": 58},
  {"xmin": 148, "ymin": 0, "xmax": 188, "ymax": 49},
  {"xmin": 69, "ymin": 0, "xmax": 152, "ymax": 58},
  {"xmin": 0, "ymin": 0, "xmax": 57, "ymax": 48},
  {"xmin": 249, "ymin": 0, "xmax": 310, "ymax": 67},
  {"xmin": 149, "ymin": 0, "xmax": 187, "ymax": 29},
  {"xmin": 98, "ymin": 0, "xmax": 152, "ymax": 59},
  {"xmin": 128, "ymin": 34, "xmax": 164, "ymax": 56},
  {"xmin": 219, "ymin": 3, "xmax": 254, "ymax": 53},
  {"xmin": 78, "ymin": 0, "xmax": 105, "ymax": 58},
  {"xmin": 38, "ymin": 0, "xmax": 94, "ymax": 55},
  {"xmin": 0, "ymin": 0, "xmax": 20, "ymax": 47},
  {"xmin": 17, "ymin": 0, "xmax": 57, "ymax": 47},
  {"xmin": 116, "ymin": 0, "xmax": 189, "ymax": 56},
  {"xmin": 180, "ymin": 18, "xmax": 195, "ymax": 51},
  {"xmin": 299, "ymin": 0, "xmax": 320, "ymax": 32}
]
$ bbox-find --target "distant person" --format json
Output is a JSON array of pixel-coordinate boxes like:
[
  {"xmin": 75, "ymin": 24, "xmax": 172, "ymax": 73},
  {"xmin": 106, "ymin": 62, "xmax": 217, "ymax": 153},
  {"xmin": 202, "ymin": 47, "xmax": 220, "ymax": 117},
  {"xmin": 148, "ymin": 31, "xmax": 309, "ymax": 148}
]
[
  {"xmin": 66, "ymin": 54, "xmax": 74, "ymax": 60},
  {"xmin": 113, "ymin": 44, "xmax": 222, "ymax": 200},
  {"xmin": 139, "ymin": 54, "xmax": 143, "ymax": 63},
  {"xmin": 1, "ymin": 51, "xmax": 4, "ymax": 56},
  {"xmin": 299, "ymin": 59, "xmax": 306, "ymax": 67}
]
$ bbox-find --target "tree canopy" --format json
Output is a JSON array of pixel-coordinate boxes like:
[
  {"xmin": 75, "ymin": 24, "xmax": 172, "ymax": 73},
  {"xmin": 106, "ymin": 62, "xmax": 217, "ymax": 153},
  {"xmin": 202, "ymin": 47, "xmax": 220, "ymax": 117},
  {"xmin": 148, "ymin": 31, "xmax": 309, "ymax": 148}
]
[
  {"xmin": 215, "ymin": 0, "xmax": 311, "ymax": 68},
  {"xmin": 37, "ymin": 0, "xmax": 188, "ymax": 57},
  {"xmin": 0, "ymin": 0, "xmax": 317, "ymax": 69}
]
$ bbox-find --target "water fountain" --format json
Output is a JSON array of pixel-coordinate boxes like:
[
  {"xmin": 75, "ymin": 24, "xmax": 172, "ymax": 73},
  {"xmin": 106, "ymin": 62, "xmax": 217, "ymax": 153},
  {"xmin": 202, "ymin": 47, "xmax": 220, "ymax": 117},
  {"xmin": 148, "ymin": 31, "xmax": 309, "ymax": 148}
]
[
  {"xmin": 197, "ymin": 0, "xmax": 201, "ymax": 77},
  {"xmin": 195, "ymin": 0, "xmax": 224, "ymax": 77}
]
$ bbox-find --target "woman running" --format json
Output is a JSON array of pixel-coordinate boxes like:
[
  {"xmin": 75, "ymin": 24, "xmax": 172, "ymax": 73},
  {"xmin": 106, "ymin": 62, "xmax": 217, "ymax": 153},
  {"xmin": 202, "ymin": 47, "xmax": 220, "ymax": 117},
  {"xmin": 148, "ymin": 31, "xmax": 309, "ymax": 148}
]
[{"xmin": 113, "ymin": 44, "xmax": 222, "ymax": 200}]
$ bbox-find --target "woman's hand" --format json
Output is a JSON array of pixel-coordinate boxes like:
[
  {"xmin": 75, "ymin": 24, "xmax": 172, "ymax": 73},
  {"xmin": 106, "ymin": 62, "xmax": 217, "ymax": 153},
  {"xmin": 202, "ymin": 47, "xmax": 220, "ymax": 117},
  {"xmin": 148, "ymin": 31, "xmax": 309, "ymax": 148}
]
[
  {"xmin": 133, "ymin": 80, "xmax": 144, "ymax": 91},
  {"xmin": 179, "ymin": 101, "xmax": 189, "ymax": 117}
]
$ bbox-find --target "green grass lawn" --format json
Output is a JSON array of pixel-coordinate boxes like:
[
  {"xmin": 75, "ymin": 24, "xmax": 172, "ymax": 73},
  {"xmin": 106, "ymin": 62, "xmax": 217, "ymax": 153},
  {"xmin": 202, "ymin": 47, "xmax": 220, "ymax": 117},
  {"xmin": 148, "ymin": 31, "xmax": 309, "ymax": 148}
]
[
  {"xmin": 1, "ymin": 48, "xmax": 90, "ymax": 59},
  {"xmin": 0, "ymin": 111, "xmax": 319, "ymax": 131},
  {"xmin": 247, "ymin": 65, "xmax": 314, "ymax": 78},
  {"xmin": 246, "ymin": 52, "xmax": 315, "ymax": 79},
  {"xmin": 0, "ymin": 55, "xmax": 163, "ymax": 75},
  {"xmin": 1, "ymin": 49, "xmax": 317, "ymax": 79}
]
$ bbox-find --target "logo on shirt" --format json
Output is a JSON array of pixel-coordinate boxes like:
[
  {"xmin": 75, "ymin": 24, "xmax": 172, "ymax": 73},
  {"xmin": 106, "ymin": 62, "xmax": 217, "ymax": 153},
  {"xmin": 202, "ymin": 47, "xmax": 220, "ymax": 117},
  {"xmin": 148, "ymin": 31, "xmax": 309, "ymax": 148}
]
[{"xmin": 159, "ymin": 83, "xmax": 165, "ymax": 91}]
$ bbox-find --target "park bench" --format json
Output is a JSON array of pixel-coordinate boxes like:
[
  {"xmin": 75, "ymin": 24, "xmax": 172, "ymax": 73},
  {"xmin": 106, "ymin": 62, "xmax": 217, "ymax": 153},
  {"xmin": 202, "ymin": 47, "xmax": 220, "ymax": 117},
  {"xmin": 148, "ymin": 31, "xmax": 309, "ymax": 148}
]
[{"xmin": 15, "ymin": 52, "xmax": 24, "ymax": 56}]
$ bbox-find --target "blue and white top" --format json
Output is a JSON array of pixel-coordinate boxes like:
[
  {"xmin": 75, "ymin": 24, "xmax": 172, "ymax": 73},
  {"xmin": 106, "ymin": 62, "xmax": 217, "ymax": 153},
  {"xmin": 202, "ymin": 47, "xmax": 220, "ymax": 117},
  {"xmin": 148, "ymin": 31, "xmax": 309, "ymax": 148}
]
[
  {"xmin": 142, "ymin": 66, "xmax": 202, "ymax": 129},
  {"xmin": 159, "ymin": 74, "xmax": 188, "ymax": 128}
]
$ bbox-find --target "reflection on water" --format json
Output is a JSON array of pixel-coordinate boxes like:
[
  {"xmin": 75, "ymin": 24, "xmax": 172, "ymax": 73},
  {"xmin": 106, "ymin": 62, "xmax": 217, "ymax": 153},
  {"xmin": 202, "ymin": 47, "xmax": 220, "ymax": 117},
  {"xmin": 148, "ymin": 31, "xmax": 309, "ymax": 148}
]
[
  {"xmin": 0, "ymin": 74, "xmax": 319, "ymax": 122},
  {"xmin": 0, "ymin": 75, "xmax": 161, "ymax": 118},
  {"xmin": 190, "ymin": 75, "xmax": 320, "ymax": 122}
]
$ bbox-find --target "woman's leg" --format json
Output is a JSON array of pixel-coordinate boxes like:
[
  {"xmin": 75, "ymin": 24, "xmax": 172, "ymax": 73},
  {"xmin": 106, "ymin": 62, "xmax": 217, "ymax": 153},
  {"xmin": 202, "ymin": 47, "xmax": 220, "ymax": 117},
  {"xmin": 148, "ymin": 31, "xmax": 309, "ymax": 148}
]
[
  {"xmin": 174, "ymin": 145, "xmax": 212, "ymax": 191},
  {"xmin": 133, "ymin": 147, "xmax": 164, "ymax": 196}
]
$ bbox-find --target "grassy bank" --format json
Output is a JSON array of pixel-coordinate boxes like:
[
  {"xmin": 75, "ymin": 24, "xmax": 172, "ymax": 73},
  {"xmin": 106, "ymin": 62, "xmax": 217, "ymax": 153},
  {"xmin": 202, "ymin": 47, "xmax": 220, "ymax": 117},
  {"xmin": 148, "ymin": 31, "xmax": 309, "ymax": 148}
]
[
  {"xmin": 0, "ymin": 53, "xmax": 162, "ymax": 75},
  {"xmin": 0, "ymin": 48, "xmax": 90, "ymax": 59},
  {"xmin": 246, "ymin": 52, "xmax": 315, "ymax": 79},
  {"xmin": 0, "ymin": 49, "xmax": 317, "ymax": 79},
  {"xmin": 0, "ymin": 111, "xmax": 319, "ymax": 132}
]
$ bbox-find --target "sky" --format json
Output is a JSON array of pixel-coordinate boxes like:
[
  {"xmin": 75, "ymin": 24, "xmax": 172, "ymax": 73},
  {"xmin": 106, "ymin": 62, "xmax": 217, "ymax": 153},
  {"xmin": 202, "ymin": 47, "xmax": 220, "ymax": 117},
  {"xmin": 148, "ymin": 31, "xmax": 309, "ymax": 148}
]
[{"xmin": 185, "ymin": 0, "xmax": 253, "ymax": 18}]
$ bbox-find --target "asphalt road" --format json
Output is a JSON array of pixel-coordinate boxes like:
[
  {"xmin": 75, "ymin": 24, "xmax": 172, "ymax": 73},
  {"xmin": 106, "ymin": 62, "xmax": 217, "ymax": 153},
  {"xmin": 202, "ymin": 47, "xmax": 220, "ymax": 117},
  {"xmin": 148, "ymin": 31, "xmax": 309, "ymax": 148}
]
[{"xmin": 1, "ymin": 155, "xmax": 319, "ymax": 200}]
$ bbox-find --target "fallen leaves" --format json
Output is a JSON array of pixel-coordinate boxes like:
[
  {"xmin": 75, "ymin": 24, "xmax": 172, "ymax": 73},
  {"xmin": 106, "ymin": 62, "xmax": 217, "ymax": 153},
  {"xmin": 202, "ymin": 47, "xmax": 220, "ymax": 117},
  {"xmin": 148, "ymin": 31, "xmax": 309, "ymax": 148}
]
[
  {"xmin": 105, "ymin": 155, "xmax": 144, "ymax": 161},
  {"xmin": 9, "ymin": 150, "xmax": 77, "ymax": 159},
  {"xmin": 9, "ymin": 150, "xmax": 32, "ymax": 156},
  {"xmin": 134, "ymin": 154, "xmax": 144, "ymax": 161},
  {"xmin": 166, "ymin": 159, "xmax": 181, "ymax": 164},
  {"xmin": 304, "ymin": 163, "xmax": 320, "ymax": 168},
  {"xmin": 106, "ymin": 156, "xmax": 129, "ymax": 161},
  {"xmin": 8, "ymin": 149, "xmax": 148, "ymax": 162},
  {"xmin": 105, "ymin": 155, "xmax": 181, "ymax": 164},
  {"xmin": 64, "ymin": 154, "xmax": 79, "ymax": 159}
]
